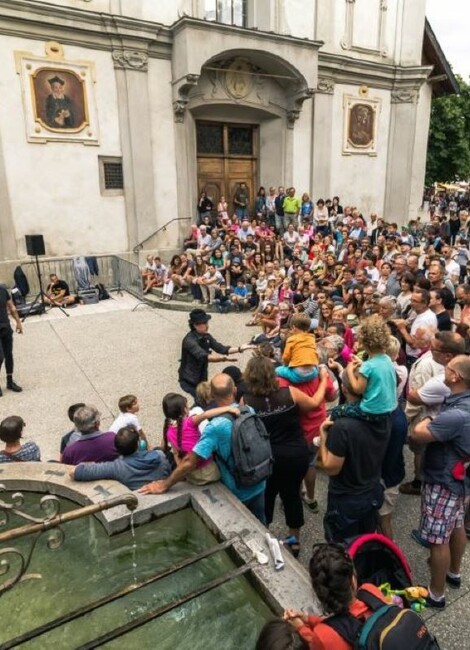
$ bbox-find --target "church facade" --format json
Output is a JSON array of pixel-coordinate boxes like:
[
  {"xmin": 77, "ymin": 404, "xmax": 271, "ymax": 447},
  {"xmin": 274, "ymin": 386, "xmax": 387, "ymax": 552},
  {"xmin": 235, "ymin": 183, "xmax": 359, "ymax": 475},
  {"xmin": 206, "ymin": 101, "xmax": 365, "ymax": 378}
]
[{"xmin": 0, "ymin": 0, "xmax": 457, "ymax": 260}]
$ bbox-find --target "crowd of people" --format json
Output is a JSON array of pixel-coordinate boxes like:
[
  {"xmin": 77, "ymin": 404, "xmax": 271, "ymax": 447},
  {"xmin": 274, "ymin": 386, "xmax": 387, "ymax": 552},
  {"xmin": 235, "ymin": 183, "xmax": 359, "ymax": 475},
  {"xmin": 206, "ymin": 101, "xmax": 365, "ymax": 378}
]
[{"xmin": 2, "ymin": 186, "xmax": 470, "ymax": 648}]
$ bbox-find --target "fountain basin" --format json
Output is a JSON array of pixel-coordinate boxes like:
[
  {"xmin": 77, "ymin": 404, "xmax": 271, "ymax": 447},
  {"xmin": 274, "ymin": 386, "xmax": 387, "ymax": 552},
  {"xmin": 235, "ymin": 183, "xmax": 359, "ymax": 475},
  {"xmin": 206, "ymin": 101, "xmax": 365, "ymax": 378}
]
[{"xmin": 0, "ymin": 463, "xmax": 317, "ymax": 648}]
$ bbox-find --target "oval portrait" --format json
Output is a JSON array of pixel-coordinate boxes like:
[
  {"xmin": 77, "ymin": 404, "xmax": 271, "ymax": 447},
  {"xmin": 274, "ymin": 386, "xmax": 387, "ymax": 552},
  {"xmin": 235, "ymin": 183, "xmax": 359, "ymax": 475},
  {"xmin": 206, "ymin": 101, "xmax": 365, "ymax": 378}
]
[{"xmin": 348, "ymin": 103, "xmax": 374, "ymax": 148}]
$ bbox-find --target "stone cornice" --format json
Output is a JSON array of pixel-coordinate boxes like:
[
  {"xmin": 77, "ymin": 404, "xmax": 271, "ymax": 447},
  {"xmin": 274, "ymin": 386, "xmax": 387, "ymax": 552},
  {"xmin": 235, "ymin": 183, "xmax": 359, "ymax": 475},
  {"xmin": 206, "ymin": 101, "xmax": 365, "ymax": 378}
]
[
  {"xmin": 318, "ymin": 51, "xmax": 433, "ymax": 90},
  {"xmin": 0, "ymin": 0, "xmax": 172, "ymax": 59},
  {"xmin": 170, "ymin": 16, "xmax": 324, "ymax": 52}
]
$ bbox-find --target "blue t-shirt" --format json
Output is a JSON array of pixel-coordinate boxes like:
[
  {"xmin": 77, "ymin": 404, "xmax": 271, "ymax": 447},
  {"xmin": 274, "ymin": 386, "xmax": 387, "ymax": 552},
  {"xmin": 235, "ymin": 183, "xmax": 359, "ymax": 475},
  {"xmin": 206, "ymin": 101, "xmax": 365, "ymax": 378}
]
[
  {"xmin": 193, "ymin": 410, "xmax": 265, "ymax": 503},
  {"xmin": 359, "ymin": 354, "xmax": 397, "ymax": 415},
  {"xmin": 425, "ymin": 391, "xmax": 470, "ymax": 495}
]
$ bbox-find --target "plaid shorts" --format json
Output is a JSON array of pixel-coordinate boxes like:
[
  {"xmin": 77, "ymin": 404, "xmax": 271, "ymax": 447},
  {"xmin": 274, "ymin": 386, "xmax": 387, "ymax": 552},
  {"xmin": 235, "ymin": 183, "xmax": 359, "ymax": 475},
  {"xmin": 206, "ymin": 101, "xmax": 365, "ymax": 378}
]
[{"xmin": 419, "ymin": 483, "xmax": 465, "ymax": 545}]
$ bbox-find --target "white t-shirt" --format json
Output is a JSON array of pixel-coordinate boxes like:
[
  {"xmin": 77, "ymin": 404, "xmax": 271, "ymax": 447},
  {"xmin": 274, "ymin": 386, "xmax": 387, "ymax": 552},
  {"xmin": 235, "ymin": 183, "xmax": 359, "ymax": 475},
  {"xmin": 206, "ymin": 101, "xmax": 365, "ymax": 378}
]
[
  {"xmin": 109, "ymin": 412, "xmax": 141, "ymax": 434},
  {"xmin": 417, "ymin": 374, "xmax": 450, "ymax": 417},
  {"xmin": 406, "ymin": 309, "xmax": 438, "ymax": 358},
  {"xmin": 445, "ymin": 259, "xmax": 460, "ymax": 280}
]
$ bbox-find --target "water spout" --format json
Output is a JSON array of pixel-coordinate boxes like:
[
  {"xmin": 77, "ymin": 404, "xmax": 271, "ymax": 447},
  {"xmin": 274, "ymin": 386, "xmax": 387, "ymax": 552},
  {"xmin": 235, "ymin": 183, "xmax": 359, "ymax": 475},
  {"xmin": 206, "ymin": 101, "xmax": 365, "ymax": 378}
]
[{"xmin": 0, "ymin": 492, "xmax": 139, "ymax": 544}]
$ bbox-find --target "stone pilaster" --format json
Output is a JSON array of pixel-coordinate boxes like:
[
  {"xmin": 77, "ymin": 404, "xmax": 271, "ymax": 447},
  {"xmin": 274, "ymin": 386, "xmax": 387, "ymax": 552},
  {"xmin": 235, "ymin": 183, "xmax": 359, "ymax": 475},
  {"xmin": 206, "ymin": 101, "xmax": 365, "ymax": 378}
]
[
  {"xmin": 383, "ymin": 88, "xmax": 419, "ymax": 222},
  {"xmin": 112, "ymin": 48, "xmax": 157, "ymax": 253},
  {"xmin": 0, "ymin": 129, "xmax": 17, "ymax": 261},
  {"xmin": 311, "ymin": 76, "xmax": 335, "ymax": 199}
]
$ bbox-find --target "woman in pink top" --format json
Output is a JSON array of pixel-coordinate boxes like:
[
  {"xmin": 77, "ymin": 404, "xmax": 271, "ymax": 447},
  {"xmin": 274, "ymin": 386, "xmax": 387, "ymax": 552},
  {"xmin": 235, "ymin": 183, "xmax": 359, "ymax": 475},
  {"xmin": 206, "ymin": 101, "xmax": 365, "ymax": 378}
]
[{"xmin": 162, "ymin": 393, "xmax": 237, "ymax": 485}]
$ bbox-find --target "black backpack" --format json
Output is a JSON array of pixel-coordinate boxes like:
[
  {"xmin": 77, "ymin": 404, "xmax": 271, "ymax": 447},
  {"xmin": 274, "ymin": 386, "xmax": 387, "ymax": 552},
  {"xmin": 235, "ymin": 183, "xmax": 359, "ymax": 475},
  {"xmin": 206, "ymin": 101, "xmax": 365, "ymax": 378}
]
[
  {"xmin": 96, "ymin": 283, "xmax": 110, "ymax": 300},
  {"xmin": 219, "ymin": 407, "xmax": 273, "ymax": 488},
  {"xmin": 324, "ymin": 588, "xmax": 440, "ymax": 650}
]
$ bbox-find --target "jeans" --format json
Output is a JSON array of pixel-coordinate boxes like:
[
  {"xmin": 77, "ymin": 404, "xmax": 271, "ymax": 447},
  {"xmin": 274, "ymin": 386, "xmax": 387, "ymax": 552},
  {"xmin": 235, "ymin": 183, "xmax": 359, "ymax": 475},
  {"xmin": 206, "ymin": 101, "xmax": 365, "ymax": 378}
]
[
  {"xmin": 324, "ymin": 483, "xmax": 384, "ymax": 544},
  {"xmin": 275, "ymin": 213, "xmax": 284, "ymax": 235},
  {"xmin": 179, "ymin": 379, "xmax": 197, "ymax": 400},
  {"xmin": 275, "ymin": 366, "xmax": 319, "ymax": 383},
  {"xmin": 235, "ymin": 207, "xmax": 248, "ymax": 219},
  {"xmin": 0, "ymin": 328, "xmax": 14, "ymax": 375},
  {"xmin": 243, "ymin": 491, "xmax": 266, "ymax": 525}
]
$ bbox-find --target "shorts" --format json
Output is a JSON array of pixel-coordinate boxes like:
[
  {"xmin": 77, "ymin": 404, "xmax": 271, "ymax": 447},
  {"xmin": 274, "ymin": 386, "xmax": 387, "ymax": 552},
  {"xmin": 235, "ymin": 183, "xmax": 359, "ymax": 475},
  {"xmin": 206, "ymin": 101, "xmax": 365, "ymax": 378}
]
[
  {"xmin": 378, "ymin": 483, "xmax": 400, "ymax": 517},
  {"xmin": 307, "ymin": 443, "xmax": 318, "ymax": 468},
  {"xmin": 419, "ymin": 483, "xmax": 465, "ymax": 545}
]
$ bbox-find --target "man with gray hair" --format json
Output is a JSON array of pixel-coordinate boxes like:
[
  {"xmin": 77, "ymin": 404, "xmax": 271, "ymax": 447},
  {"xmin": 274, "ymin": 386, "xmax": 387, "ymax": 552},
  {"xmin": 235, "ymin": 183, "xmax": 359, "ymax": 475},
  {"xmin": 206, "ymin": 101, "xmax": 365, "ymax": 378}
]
[
  {"xmin": 61, "ymin": 405, "xmax": 117, "ymax": 465},
  {"xmin": 410, "ymin": 354, "xmax": 470, "ymax": 608}
]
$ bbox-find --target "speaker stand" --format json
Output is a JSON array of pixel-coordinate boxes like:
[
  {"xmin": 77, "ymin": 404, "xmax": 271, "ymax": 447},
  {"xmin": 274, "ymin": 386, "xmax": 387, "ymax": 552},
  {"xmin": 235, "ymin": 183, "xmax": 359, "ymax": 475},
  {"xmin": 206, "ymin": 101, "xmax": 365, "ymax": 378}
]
[{"xmin": 21, "ymin": 255, "xmax": 70, "ymax": 321}]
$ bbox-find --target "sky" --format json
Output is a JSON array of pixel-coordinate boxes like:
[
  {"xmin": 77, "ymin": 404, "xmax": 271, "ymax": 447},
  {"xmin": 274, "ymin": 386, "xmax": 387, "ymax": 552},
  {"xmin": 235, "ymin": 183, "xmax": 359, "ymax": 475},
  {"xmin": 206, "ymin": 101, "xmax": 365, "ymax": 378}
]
[{"xmin": 426, "ymin": 0, "xmax": 470, "ymax": 81}]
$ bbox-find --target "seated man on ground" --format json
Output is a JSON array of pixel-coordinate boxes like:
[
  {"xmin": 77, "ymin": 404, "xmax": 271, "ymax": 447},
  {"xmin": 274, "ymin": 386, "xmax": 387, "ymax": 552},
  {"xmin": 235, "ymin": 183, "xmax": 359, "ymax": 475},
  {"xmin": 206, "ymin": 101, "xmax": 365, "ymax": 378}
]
[
  {"xmin": 59, "ymin": 402, "xmax": 85, "ymax": 459},
  {"xmin": 0, "ymin": 415, "xmax": 40, "ymax": 463},
  {"xmin": 61, "ymin": 405, "xmax": 118, "ymax": 465},
  {"xmin": 70, "ymin": 427, "xmax": 171, "ymax": 490},
  {"xmin": 44, "ymin": 273, "xmax": 76, "ymax": 307}
]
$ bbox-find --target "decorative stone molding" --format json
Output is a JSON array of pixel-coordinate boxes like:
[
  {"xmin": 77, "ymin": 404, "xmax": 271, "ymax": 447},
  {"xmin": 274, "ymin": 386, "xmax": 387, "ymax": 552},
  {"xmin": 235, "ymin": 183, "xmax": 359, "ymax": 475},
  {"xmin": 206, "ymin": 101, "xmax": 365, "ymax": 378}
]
[
  {"xmin": 317, "ymin": 77, "xmax": 335, "ymax": 94},
  {"xmin": 112, "ymin": 50, "xmax": 148, "ymax": 71},
  {"xmin": 391, "ymin": 88, "xmax": 419, "ymax": 104},
  {"xmin": 341, "ymin": 0, "xmax": 388, "ymax": 57},
  {"xmin": 172, "ymin": 73, "xmax": 200, "ymax": 122},
  {"xmin": 286, "ymin": 86, "xmax": 315, "ymax": 128},
  {"xmin": 286, "ymin": 110, "xmax": 300, "ymax": 129}
]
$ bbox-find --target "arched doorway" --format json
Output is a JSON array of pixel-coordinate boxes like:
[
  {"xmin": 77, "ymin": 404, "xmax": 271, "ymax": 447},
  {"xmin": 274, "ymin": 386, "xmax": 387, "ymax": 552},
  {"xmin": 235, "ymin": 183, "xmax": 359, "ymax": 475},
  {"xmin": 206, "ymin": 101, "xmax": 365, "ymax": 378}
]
[{"xmin": 196, "ymin": 121, "xmax": 258, "ymax": 214}]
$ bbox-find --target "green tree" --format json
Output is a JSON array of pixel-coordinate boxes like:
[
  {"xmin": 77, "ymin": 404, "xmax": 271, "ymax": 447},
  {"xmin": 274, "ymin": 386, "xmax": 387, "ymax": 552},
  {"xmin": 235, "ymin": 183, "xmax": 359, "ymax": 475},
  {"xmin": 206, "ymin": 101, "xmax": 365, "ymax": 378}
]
[{"xmin": 425, "ymin": 76, "xmax": 470, "ymax": 185}]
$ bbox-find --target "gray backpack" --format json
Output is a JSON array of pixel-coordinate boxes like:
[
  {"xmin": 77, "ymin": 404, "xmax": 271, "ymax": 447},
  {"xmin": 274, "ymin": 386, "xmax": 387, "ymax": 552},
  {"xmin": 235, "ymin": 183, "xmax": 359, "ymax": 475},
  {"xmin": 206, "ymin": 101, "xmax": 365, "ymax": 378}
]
[{"xmin": 219, "ymin": 407, "xmax": 273, "ymax": 488}]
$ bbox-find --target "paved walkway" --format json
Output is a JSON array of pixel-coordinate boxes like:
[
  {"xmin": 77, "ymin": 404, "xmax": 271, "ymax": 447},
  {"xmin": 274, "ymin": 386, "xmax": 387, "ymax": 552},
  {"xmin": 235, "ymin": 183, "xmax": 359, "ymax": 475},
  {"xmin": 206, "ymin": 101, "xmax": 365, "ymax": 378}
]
[{"xmin": 2, "ymin": 295, "xmax": 468, "ymax": 648}]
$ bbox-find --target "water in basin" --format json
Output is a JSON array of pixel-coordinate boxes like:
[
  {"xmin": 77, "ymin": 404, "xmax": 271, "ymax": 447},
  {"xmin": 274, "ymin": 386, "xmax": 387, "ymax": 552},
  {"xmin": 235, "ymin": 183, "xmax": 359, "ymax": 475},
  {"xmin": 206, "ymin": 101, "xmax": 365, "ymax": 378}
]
[{"xmin": 0, "ymin": 494, "xmax": 273, "ymax": 649}]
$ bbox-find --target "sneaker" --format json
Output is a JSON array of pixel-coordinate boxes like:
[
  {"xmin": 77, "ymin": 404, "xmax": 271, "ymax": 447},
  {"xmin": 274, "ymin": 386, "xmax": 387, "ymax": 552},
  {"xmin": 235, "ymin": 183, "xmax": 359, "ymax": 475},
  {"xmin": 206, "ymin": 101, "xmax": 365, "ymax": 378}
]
[
  {"xmin": 425, "ymin": 593, "xmax": 446, "ymax": 609},
  {"xmin": 6, "ymin": 380, "xmax": 22, "ymax": 393},
  {"xmin": 399, "ymin": 480, "xmax": 422, "ymax": 496},
  {"xmin": 302, "ymin": 497, "xmax": 319, "ymax": 513},
  {"xmin": 446, "ymin": 573, "xmax": 461, "ymax": 589},
  {"xmin": 411, "ymin": 529, "xmax": 431, "ymax": 549}
]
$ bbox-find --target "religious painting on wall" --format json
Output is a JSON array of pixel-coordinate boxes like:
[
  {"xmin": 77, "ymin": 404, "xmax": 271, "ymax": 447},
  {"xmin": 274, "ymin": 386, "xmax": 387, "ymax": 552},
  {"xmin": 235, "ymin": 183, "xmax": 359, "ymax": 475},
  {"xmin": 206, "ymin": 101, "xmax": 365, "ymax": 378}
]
[
  {"xmin": 15, "ymin": 41, "xmax": 99, "ymax": 145},
  {"xmin": 343, "ymin": 90, "xmax": 380, "ymax": 155}
]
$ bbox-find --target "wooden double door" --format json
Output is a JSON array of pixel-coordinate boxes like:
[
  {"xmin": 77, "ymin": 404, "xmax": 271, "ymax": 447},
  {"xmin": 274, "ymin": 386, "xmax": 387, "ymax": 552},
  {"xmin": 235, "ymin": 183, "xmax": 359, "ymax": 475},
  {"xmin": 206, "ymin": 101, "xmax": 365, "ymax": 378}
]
[{"xmin": 196, "ymin": 121, "xmax": 258, "ymax": 215}]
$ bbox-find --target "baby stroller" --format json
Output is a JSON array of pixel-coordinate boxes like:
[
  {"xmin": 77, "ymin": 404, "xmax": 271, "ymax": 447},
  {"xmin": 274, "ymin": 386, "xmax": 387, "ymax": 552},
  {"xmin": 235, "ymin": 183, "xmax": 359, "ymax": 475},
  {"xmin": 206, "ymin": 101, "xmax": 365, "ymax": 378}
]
[{"xmin": 348, "ymin": 533, "xmax": 412, "ymax": 590}]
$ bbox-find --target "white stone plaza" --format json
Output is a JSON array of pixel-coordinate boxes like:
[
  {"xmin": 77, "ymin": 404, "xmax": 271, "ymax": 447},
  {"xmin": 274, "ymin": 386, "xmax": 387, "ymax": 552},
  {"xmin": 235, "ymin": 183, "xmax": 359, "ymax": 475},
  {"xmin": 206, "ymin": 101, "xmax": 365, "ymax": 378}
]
[{"xmin": 1, "ymin": 296, "xmax": 468, "ymax": 648}]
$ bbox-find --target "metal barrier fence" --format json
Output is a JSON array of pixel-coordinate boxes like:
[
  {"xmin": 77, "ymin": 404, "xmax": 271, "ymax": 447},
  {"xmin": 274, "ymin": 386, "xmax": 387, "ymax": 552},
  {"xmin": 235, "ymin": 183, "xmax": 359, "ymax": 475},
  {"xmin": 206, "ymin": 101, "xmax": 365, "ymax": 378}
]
[{"xmin": 0, "ymin": 255, "xmax": 143, "ymax": 300}]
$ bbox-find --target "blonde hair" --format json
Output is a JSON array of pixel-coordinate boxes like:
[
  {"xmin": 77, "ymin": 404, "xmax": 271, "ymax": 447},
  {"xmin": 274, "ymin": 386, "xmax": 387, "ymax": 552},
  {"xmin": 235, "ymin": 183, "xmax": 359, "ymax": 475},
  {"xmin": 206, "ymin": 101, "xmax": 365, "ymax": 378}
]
[
  {"xmin": 195, "ymin": 381, "xmax": 211, "ymax": 407},
  {"xmin": 387, "ymin": 336, "xmax": 401, "ymax": 361},
  {"xmin": 289, "ymin": 313, "xmax": 311, "ymax": 332},
  {"xmin": 358, "ymin": 317, "xmax": 391, "ymax": 354}
]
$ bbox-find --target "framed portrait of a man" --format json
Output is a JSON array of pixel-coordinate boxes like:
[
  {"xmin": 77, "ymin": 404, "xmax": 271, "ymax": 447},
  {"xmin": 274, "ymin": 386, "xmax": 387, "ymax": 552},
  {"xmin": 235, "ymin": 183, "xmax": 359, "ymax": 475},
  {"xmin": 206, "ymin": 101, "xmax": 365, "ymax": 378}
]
[
  {"xmin": 343, "ymin": 92, "xmax": 380, "ymax": 155},
  {"xmin": 33, "ymin": 69, "xmax": 87, "ymax": 131},
  {"xmin": 15, "ymin": 42, "xmax": 99, "ymax": 145}
]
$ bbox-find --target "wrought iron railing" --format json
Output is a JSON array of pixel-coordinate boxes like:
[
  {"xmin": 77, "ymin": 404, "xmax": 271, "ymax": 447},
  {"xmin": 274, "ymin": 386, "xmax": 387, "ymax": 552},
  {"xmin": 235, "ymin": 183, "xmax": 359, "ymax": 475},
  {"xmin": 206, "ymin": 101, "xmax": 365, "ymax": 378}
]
[{"xmin": 0, "ymin": 486, "xmax": 138, "ymax": 597}]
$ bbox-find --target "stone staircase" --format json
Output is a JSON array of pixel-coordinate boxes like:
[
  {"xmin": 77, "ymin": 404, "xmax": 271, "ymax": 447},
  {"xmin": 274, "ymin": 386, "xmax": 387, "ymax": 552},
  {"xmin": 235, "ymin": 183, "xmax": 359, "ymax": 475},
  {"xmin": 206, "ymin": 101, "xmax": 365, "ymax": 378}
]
[{"xmin": 143, "ymin": 287, "xmax": 218, "ymax": 313}]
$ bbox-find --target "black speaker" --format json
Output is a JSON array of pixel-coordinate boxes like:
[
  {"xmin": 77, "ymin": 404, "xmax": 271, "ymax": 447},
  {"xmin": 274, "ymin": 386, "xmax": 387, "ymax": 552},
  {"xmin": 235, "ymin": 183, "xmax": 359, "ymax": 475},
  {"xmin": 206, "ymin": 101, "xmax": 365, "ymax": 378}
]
[{"xmin": 25, "ymin": 234, "xmax": 45, "ymax": 256}]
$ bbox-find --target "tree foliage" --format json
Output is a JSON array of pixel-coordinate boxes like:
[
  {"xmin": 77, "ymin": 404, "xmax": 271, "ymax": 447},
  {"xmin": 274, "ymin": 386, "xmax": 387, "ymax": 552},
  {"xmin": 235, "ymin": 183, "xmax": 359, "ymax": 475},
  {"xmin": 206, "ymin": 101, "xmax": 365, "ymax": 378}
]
[{"xmin": 425, "ymin": 76, "xmax": 470, "ymax": 185}]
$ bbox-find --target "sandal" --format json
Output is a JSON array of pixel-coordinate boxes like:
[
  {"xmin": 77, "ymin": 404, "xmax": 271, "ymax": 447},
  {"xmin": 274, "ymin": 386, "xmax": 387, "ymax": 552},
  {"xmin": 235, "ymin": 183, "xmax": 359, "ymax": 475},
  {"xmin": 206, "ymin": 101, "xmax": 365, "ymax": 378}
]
[{"xmin": 283, "ymin": 535, "xmax": 300, "ymax": 559}]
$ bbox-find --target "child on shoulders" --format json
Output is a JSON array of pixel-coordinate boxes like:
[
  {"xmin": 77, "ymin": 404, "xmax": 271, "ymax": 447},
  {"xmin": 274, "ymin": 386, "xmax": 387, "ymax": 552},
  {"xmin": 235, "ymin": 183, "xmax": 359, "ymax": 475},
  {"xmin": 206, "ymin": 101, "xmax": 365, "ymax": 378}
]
[
  {"xmin": 331, "ymin": 317, "xmax": 397, "ymax": 421},
  {"xmin": 276, "ymin": 313, "xmax": 319, "ymax": 384}
]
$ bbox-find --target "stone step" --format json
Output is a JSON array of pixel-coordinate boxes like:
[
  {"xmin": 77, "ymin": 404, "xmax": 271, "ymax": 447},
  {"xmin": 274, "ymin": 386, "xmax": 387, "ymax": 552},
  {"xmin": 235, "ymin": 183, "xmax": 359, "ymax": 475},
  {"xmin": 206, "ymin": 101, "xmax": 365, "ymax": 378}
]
[
  {"xmin": 149, "ymin": 286, "xmax": 194, "ymax": 302},
  {"xmin": 142, "ymin": 292, "xmax": 218, "ymax": 313}
]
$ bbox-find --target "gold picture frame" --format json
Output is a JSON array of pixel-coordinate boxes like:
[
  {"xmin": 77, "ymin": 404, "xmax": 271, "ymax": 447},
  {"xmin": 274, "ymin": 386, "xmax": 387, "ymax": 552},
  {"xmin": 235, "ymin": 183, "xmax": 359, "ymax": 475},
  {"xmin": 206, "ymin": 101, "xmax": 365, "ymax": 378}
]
[
  {"xmin": 15, "ymin": 42, "xmax": 99, "ymax": 145},
  {"xmin": 343, "ymin": 92, "xmax": 381, "ymax": 156}
]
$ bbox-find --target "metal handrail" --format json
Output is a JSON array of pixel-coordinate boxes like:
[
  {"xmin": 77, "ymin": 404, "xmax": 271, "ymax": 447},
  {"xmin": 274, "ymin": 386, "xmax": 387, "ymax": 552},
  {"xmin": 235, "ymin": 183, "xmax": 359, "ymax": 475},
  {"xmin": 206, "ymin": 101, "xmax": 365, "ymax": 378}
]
[{"xmin": 133, "ymin": 217, "xmax": 191, "ymax": 254}]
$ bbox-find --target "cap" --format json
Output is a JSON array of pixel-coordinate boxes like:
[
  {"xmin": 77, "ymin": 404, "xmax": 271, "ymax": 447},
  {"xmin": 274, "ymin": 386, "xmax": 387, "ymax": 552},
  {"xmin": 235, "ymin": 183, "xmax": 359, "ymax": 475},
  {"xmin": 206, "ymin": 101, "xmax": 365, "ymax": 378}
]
[
  {"xmin": 48, "ymin": 75, "xmax": 65, "ymax": 85},
  {"xmin": 189, "ymin": 309, "xmax": 211, "ymax": 324}
]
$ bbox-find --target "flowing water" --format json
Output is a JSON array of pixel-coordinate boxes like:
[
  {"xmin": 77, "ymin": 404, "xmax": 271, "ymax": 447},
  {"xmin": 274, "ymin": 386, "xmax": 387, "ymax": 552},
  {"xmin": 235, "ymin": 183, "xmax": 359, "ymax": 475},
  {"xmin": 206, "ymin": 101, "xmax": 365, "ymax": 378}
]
[{"xmin": 0, "ymin": 494, "xmax": 273, "ymax": 649}]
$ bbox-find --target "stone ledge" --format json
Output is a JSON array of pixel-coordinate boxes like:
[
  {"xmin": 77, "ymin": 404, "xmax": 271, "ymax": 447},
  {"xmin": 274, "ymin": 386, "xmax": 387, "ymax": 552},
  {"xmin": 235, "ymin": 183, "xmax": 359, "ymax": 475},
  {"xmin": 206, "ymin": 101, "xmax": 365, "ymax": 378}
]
[{"xmin": 0, "ymin": 462, "xmax": 318, "ymax": 615}]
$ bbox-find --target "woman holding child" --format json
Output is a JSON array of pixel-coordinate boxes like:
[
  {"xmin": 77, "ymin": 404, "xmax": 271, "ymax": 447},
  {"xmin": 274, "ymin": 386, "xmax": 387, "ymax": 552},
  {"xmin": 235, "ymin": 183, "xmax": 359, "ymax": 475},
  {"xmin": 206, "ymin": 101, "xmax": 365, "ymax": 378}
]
[{"xmin": 243, "ymin": 355, "xmax": 329, "ymax": 558}]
